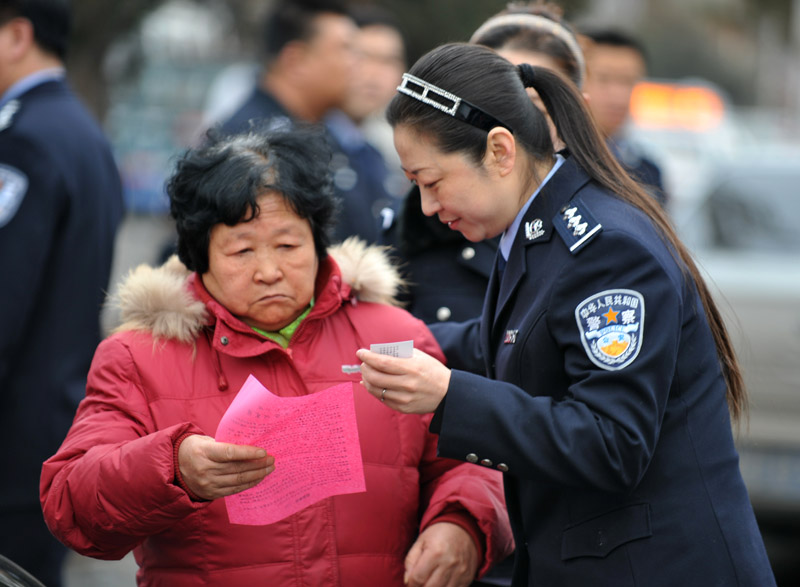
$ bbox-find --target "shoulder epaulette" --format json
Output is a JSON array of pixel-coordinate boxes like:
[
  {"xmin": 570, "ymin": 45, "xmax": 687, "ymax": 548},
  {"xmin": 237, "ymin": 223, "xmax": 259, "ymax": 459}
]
[
  {"xmin": 0, "ymin": 100, "xmax": 20, "ymax": 132},
  {"xmin": 553, "ymin": 197, "xmax": 602, "ymax": 255}
]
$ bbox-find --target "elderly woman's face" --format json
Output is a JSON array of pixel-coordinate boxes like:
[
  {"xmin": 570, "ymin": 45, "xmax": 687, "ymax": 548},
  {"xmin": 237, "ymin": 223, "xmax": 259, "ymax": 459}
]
[{"xmin": 202, "ymin": 191, "xmax": 319, "ymax": 332}]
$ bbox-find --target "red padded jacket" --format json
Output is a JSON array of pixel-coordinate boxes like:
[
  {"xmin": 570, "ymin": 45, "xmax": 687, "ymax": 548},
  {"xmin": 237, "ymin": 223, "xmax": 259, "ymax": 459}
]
[{"xmin": 40, "ymin": 240, "xmax": 512, "ymax": 586}]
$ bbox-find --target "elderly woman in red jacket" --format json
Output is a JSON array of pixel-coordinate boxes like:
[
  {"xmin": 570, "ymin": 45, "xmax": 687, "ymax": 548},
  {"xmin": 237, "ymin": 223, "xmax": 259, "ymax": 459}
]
[{"xmin": 40, "ymin": 127, "xmax": 512, "ymax": 587}]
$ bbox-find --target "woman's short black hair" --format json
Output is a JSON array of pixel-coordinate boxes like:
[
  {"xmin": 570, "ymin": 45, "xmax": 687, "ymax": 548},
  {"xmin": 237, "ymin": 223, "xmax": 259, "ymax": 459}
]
[{"xmin": 167, "ymin": 125, "xmax": 338, "ymax": 274}]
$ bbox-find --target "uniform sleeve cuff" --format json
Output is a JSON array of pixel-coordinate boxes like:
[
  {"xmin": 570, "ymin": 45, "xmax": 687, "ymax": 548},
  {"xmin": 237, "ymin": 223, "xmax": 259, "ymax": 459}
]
[{"xmin": 429, "ymin": 394, "xmax": 447, "ymax": 434}]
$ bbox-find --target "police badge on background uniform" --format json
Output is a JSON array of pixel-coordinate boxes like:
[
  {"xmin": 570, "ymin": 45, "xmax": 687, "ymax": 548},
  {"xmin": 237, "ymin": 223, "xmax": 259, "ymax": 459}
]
[
  {"xmin": 575, "ymin": 288, "xmax": 644, "ymax": 370},
  {"xmin": 0, "ymin": 164, "xmax": 28, "ymax": 228}
]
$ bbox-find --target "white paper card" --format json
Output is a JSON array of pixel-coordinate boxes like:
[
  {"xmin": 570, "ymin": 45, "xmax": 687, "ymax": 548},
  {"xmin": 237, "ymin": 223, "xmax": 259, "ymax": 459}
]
[{"xmin": 370, "ymin": 340, "xmax": 413, "ymax": 358}]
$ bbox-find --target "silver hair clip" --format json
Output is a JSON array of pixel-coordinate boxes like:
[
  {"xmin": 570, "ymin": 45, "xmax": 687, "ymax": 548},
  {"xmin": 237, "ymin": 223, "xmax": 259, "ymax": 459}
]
[
  {"xmin": 397, "ymin": 73, "xmax": 513, "ymax": 133},
  {"xmin": 398, "ymin": 73, "xmax": 462, "ymax": 116}
]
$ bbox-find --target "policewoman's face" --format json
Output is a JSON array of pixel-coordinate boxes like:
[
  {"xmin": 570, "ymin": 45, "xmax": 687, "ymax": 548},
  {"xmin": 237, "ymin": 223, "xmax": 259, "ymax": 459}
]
[
  {"xmin": 202, "ymin": 192, "xmax": 318, "ymax": 333},
  {"xmin": 394, "ymin": 125, "xmax": 521, "ymax": 242}
]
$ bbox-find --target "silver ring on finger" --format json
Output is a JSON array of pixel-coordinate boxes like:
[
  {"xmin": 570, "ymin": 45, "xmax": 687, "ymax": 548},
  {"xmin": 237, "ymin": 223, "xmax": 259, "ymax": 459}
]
[{"xmin": 381, "ymin": 388, "xmax": 387, "ymax": 403}]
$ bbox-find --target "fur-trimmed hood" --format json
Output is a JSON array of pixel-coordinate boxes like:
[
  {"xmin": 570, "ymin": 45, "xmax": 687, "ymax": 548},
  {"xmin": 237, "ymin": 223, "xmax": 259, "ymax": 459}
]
[{"xmin": 110, "ymin": 237, "xmax": 403, "ymax": 342}]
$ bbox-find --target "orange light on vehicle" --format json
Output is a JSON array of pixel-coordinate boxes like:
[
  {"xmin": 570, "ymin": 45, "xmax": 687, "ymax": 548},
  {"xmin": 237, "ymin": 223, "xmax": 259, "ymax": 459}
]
[{"xmin": 630, "ymin": 82, "xmax": 726, "ymax": 131}]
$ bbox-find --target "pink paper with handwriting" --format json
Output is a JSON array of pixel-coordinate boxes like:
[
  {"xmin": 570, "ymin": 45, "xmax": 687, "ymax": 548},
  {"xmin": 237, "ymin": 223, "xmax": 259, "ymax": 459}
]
[{"xmin": 215, "ymin": 375, "xmax": 366, "ymax": 525}]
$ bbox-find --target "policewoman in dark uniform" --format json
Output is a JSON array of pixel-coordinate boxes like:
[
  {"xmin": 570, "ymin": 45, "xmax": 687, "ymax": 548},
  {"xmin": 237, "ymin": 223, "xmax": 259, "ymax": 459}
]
[{"xmin": 357, "ymin": 43, "xmax": 775, "ymax": 587}]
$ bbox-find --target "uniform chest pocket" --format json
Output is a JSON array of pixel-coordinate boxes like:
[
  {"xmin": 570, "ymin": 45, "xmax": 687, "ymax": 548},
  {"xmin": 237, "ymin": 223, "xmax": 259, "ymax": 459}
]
[{"xmin": 561, "ymin": 503, "xmax": 652, "ymax": 560}]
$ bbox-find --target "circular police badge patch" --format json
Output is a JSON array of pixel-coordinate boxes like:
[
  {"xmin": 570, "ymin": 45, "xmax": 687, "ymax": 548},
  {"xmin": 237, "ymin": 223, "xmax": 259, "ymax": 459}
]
[
  {"xmin": 0, "ymin": 164, "xmax": 29, "ymax": 228},
  {"xmin": 575, "ymin": 289, "xmax": 644, "ymax": 371}
]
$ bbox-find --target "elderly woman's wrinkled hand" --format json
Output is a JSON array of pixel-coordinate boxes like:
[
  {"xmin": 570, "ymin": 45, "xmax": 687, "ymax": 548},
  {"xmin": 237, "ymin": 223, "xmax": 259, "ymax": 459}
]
[
  {"xmin": 404, "ymin": 522, "xmax": 479, "ymax": 587},
  {"xmin": 356, "ymin": 348, "xmax": 451, "ymax": 414},
  {"xmin": 178, "ymin": 434, "xmax": 275, "ymax": 501}
]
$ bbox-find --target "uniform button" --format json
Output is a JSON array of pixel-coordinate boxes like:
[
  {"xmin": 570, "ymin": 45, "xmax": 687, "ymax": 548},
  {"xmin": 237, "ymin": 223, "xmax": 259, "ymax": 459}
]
[
  {"xmin": 497, "ymin": 463, "xmax": 509, "ymax": 472},
  {"xmin": 436, "ymin": 306, "xmax": 452, "ymax": 321},
  {"xmin": 461, "ymin": 246, "xmax": 476, "ymax": 260},
  {"xmin": 480, "ymin": 458, "xmax": 493, "ymax": 467},
  {"xmin": 596, "ymin": 530, "xmax": 606, "ymax": 548},
  {"xmin": 220, "ymin": 336, "xmax": 229, "ymax": 345},
  {"xmin": 466, "ymin": 453, "xmax": 478, "ymax": 463}
]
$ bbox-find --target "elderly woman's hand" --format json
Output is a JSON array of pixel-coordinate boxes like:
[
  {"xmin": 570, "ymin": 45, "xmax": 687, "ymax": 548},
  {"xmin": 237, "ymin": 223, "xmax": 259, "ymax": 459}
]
[
  {"xmin": 356, "ymin": 348, "xmax": 451, "ymax": 414},
  {"xmin": 178, "ymin": 434, "xmax": 275, "ymax": 501},
  {"xmin": 404, "ymin": 522, "xmax": 479, "ymax": 587}
]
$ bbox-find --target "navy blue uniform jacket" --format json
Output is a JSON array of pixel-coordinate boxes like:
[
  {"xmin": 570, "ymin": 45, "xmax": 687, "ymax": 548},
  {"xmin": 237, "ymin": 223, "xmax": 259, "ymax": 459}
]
[
  {"xmin": 0, "ymin": 79, "xmax": 123, "ymax": 509},
  {"xmin": 432, "ymin": 156, "xmax": 775, "ymax": 586}
]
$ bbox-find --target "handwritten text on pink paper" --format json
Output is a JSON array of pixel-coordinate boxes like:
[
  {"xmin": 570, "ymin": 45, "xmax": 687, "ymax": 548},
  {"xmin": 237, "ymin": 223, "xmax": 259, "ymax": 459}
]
[{"xmin": 215, "ymin": 375, "xmax": 366, "ymax": 525}]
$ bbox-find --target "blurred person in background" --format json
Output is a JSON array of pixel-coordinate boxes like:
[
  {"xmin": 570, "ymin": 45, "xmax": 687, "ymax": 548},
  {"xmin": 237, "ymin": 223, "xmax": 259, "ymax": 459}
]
[
  {"xmin": 324, "ymin": 4, "xmax": 409, "ymax": 243},
  {"xmin": 336, "ymin": 4, "xmax": 407, "ymax": 181},
  {"xmin": 222, "ymin": 0, "xmax": 390, "ymax": 245},
  {"xmin": 222, "ymin": 0, "xmax": 354, "ymax": 134},
  {"xmin": 472, "ymin": 0, "xmax": 584, "ymax": 153},
  {"xmin": 40, "ymin": 127, "xmax": 513, "ymax": 587},
  {"xmin": 471, "ymin": 1, "xmax": 584, "ymax": 88},
  {"xmin": 581, "ymin": 29, "xmax": 668, "ymax": 207},
  {"xmin": 0, "ymin": 0, "xmax": 124, "ymax": 584},
  {"xmin": 358, "ymin": 41, "xmax": 776, "ymax": 587}
]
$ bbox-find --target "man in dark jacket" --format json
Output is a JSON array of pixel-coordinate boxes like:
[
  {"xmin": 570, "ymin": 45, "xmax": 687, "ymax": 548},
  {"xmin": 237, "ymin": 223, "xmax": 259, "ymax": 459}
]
[
  {"xmin": 222, "ymin": 0, "xmax": 393, "ymax": 245},
  {"xmin": 581, "ymin": 29, "xmax": 668, "ymax": 208},
  {"xmin": 0, "ymin": 1, "xmax": 124, "ymax": 584}
]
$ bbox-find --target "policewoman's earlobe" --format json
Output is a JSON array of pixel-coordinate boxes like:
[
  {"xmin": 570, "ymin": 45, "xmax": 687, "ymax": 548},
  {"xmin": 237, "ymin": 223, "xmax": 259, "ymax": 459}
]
[{"xmin": 485, "ymin": 127, "xmax": 516, "ymax": 178}]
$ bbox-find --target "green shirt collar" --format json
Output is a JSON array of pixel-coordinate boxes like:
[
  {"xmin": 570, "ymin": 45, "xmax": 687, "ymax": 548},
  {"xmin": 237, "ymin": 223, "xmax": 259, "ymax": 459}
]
[{"xmin": 251, "ymin": 297, "xmax": 315, "ymax": 348}]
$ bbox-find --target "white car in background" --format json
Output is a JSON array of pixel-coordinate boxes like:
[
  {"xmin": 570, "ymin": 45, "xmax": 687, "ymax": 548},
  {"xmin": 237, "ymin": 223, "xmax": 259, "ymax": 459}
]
[
  {"xmin": 677, "ymin": 151, "xmax": 800, "ymax": 517},
  {"xmin": 627, "ymin": 78, "xmax": 800, "ymax": 514}
]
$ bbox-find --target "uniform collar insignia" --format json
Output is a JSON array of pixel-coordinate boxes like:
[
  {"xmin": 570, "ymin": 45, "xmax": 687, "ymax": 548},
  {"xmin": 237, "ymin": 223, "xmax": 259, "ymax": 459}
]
[{"xmin": 524, "ymin": 218, "xmax": 545, "ymax": 241}]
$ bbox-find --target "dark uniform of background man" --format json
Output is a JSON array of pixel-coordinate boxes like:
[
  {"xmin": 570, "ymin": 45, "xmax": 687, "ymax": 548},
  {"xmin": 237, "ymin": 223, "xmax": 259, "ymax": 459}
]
[{"xmin": 0, "ymin": 0, "xmax": 124, "ymax": 584}]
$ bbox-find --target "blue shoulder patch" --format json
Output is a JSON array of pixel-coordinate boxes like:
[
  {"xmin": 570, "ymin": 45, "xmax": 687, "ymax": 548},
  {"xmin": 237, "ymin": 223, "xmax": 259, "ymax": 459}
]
[{"xmin": 553, "ymin": 197, "xmax": 602, "ymax": 254}]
